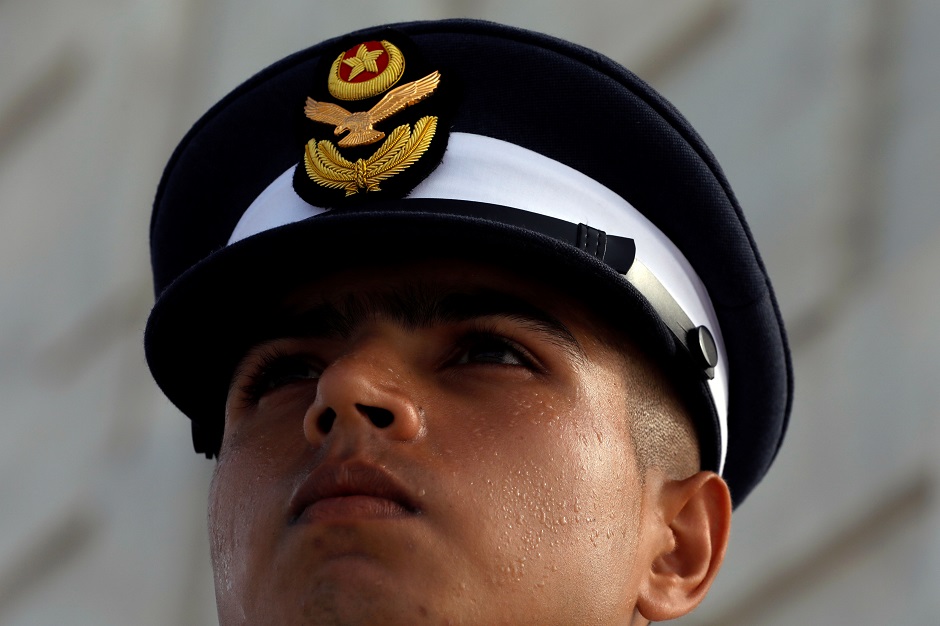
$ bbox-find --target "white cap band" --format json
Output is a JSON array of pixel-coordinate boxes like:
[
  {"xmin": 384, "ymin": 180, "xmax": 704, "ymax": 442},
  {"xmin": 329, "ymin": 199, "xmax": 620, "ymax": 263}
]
[{"xmin": 228, "ymin": 132, "xmax": 729, "ymax": 473}]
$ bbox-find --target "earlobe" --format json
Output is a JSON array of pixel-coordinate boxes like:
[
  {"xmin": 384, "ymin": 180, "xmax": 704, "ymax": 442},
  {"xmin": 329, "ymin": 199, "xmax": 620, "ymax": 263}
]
[{"xmin": 635, "ymin": 471, "xmax": 732, "ymax": 623}]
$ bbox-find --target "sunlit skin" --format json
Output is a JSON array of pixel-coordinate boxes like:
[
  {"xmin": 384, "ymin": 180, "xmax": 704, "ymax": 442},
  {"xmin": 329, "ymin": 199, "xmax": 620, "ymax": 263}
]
[{"xmin": 209, "ymin": 260, "xmax": 730, "ymax": 625}]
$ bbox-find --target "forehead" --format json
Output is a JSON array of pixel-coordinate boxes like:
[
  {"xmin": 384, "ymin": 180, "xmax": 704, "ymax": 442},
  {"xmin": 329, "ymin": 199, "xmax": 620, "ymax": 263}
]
[{"xmin": 276, "ymin": 258, "xmax": 614, "ymax": 343}]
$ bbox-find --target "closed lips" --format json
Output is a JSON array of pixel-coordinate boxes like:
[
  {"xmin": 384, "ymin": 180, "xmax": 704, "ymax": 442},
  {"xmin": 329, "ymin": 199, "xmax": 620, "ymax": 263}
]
[{"xmin": 289, "ymin": 461, "xmax": 421, "ymax": 523}]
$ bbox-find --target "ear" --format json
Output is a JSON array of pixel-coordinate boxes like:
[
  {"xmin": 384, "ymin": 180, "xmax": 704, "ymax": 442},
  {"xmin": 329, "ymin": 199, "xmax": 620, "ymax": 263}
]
[{"xmin": 635, "ymin": 471, "xmax": 732, "ymax": 623}]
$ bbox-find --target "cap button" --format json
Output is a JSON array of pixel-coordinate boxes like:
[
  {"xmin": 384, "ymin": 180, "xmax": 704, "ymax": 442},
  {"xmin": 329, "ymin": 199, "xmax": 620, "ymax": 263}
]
[{"xmin": 688, "ymin": 325, "xmax": 718, "ymax": 379}]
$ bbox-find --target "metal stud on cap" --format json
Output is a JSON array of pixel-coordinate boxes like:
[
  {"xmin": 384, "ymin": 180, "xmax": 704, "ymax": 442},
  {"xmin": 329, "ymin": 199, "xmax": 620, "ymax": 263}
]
[{"xmin": 689, "ymin": 325, "xmax": 718, "ymax": 379}]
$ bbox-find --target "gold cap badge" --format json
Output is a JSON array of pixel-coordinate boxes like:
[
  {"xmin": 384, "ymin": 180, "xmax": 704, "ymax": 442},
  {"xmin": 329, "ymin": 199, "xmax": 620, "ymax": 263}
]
[{"xmin": 297, "ymin": 38, "xmax": 444, "ymax": 200}]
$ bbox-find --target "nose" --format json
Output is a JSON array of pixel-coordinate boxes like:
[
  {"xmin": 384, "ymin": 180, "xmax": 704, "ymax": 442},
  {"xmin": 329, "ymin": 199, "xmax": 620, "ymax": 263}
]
[{"xmin": 302, "ymin": 338, "xmax": 423, "ymax": 446}]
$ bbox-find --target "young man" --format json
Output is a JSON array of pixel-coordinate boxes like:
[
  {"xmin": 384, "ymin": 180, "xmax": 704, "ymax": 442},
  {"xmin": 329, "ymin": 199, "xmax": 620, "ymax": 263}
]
[{"xmin": 146, "ymin": 19, "xmax": 792, "ymax": 624}]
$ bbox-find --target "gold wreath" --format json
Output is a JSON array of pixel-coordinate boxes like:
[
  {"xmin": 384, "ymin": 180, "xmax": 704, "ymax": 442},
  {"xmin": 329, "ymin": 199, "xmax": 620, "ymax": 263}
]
[
  {"xmin": 304, "ymin": 116, "xmax": 437, "ymax": 196},
  {"xmin": 328, "ymin": 41, "xmax": 405, "ymax": 101}
]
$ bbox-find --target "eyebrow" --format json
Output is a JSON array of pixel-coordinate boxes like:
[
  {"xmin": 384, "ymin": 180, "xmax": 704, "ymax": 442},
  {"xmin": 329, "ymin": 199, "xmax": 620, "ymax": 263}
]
[{"xmin": 268, "ymin": 285, "xmax": 585, "ymax": 361}]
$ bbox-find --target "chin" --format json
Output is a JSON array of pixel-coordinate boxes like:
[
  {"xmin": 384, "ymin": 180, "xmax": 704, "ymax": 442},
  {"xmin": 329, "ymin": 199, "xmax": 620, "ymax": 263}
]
[{"xmin": 216, "ymin": 564, "xmax": 448, "ymax": 626}]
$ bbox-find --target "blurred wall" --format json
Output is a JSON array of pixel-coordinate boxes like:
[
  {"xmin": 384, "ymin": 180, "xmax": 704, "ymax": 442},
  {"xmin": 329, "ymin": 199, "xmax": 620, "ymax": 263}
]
[{"xmin": 1, "ymin": 1, "xmax": 937, "ymax": 623}]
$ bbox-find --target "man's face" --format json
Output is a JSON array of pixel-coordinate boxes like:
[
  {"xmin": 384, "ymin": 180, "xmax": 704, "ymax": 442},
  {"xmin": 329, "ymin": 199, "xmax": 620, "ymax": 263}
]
[{"xmin": 209, "ymin": 260, "xmax": 664, "ymax": 625}]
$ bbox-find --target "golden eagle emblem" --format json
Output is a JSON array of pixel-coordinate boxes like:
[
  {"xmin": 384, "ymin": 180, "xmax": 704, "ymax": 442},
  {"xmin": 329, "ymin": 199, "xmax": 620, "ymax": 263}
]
[{"xmin": 304, "ymin": 71, "xmax": 440, "ymax": 148}]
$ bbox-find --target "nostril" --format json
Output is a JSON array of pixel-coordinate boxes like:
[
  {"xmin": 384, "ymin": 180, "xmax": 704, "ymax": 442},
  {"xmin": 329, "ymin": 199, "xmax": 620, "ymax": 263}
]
[
  {"xmin": 357, "ymin": 404, "xmax": 394, "ymax": 428},
  {"xmin": 317, "ymin": 408, "xmax": 337, "ymax": 434}
]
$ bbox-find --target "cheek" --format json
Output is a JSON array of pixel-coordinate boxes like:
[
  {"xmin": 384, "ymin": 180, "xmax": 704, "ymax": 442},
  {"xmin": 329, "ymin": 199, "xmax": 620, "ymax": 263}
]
[
  {"xmin": 208, "ymin": 452, "xmax": 259, "ymax": 600},
  {"xmin": 429, "ymin": 375, "xmax": 642, "ymax": 611},
  {"xmin": 207, "ymin": 444, "xmax": 293, "ymax": 614},
  {"xmin": 207, "ymin": 458, "xmax": 240, "ymax": 604}
]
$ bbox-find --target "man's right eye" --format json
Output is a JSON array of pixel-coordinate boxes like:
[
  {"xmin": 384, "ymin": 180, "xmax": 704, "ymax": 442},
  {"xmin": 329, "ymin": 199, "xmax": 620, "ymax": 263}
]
[{"xmin": 238, "ymin": 352, "xmax": 321, "ymax": 403}]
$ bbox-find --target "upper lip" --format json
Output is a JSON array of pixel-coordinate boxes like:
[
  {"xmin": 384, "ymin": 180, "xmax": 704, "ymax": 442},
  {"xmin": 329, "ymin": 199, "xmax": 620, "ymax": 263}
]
[{"xmin": 289, "ymin": 460, "xmax": 420, "ymax": 522}]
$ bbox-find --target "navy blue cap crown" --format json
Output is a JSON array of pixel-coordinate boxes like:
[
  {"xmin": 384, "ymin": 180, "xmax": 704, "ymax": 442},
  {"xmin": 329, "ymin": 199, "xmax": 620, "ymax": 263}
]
[{"xmin": 147, "ymin": 19, "xmax": 792, "ymax": 506}]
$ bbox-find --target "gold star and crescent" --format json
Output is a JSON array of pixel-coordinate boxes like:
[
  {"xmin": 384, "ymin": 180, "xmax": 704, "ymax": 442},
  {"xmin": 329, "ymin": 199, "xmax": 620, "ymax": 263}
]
[{"xmin": 328, "ymin": 40, "xmax": 405, "ymax": 101}]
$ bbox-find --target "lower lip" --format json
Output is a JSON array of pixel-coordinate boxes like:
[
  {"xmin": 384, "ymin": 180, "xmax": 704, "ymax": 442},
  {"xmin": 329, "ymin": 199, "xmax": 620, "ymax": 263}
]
[{"xmin": 297, "ymin": 496, "xmax": 415, "ymax": 523}]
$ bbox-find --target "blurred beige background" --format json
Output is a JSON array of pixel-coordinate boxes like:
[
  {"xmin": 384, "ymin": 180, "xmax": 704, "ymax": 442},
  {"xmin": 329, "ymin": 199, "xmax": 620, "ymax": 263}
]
[{"xmin": 2, "ymin": 0, "xmax": 938, "ymax": 624}]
